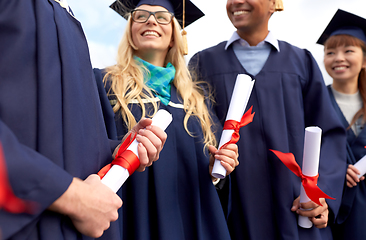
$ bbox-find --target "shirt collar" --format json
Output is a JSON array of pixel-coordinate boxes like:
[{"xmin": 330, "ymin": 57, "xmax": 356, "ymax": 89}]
[{"xmin": 225, "ymin": 31, "xmax": 280, "ymax": 52}]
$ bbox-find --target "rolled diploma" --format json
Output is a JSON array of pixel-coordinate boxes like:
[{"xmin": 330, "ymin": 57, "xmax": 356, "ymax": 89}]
[
  {"xmin": 211, "ymin": 74, "xmax": 255, "ymax": 179},
  {"xmin": 101, "ymin": 109, "xmax": 173, "ymax": 192},
  {"xmin": 298, "ymin": 126, "xmax": 322, "ymax": 228},
  {"xmin": 354, "ymin": 155, "xmax": 366, "ymax": 178}
]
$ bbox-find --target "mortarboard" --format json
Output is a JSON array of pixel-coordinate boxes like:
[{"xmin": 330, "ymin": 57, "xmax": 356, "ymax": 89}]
[
  {"xmin": 317, "ymin": 9, "xmax": 366, "ymax": 45},
  {"xmin": 110, "ymin": 0, "xmax": 204, "ymax": 28},
  {"xmin": 110, "ymin": 0, "xmax": 204, "ymax": 55}
]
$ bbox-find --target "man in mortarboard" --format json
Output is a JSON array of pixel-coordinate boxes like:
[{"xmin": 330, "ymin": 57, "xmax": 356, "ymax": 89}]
[
  {"xmin": 0, "ymin": 0, "xmax": 166, "ymax": 239},
  {"xmin": 189, "ymin": 0, "xmax": 347, "ymax": 239}
]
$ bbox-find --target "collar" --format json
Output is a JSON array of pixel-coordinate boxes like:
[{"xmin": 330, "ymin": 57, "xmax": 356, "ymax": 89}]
[{"xmin": 225, "ymin": 31, "xmax": 280, "ymax": 52}]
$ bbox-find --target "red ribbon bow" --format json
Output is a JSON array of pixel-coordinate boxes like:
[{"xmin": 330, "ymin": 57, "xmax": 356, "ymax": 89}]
[
  {"xmin": 0, "ymin": 143, "xmax": 35, "ymax": 213},
  {"xmin": 220, "ymin": 106, "xmax": 255, "ymax": 149},
  {"xmin": 98, "ymin": 133, "xmax": 140, "ymax": 179},
  {"xmin": 270, "ymin": 149, "xmax": 335, "ymax": 206}
]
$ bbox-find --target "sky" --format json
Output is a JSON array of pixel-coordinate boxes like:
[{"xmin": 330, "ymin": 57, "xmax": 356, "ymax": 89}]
[{"xmin": 67, "ymin": 0, "xmax": 366, "ymax": 85}]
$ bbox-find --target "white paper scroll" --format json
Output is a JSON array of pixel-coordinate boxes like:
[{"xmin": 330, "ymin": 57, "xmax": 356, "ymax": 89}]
[
  {"xmin": 101, "ymin": 109, "xmax": 173, "ymax": 192},
  {"xmin": 298, "ymin": 126, "xmax": 322, "ymax": 228},
  {"xmin": 211, "ymin": 74, "xmax": 255, "ymax": 179},
  {"xmin": 354, "ymin": 155, "xmax": 366, "ymax": 178}
]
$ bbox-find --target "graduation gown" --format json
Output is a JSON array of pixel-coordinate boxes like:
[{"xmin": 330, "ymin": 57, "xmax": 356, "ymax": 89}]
[
  {"xmin": 0, "ymin": 1, "xmax": 120, "ymax": 239},
  {"xmin": 189, "ymin": 41, "xmax": 347, "ymax": 240},
  {"xmin": 327, "ymin": 86, "xmax": 366, "ymax": 240},
  {"xmin": 93, "ymin": 68, "xmax": 232, "ymax": 240}
]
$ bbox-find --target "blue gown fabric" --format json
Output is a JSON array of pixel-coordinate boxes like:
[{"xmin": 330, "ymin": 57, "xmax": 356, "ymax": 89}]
[
  {"xmin": 327, "ymin": 86, "xmax": 366, "ymax": 240},
  {"xmin": 94, "ymin": 68, "xmax": 232, "ymax": 240},
  {"xmin": 0, "ymin": 1, "xmax": 120, "ymax": 239},
  {"xmin": 189, "ymin": 41, "xmax": 347, "ymax": 240}
]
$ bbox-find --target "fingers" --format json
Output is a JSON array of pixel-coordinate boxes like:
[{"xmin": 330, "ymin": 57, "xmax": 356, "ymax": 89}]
[
  {"xmin": 310, "ymin": 209, "xmax": 329, "ymax": 229},
  {"xmin": 291, "ymin": 196, "xmax": 300, "ymax": 212},
  {"xmin": 52, "ymin": 176, "xmax": 123, "ymax": 238},
  {"xmin": 135, "ymin": 125, "xmax": 167, "ymax": 172},
  {"xmin": 210, "ymin": 144, "xmax": 239, "ymax": 175},
  {"xmin": 346, "ymin": 164, "xmax": 361, "ymax": 188},
  {"xmin": 296, "ymin": 198, "xmax": 328, "ymax": 218},
  {"xmin": 292, "ymin": 197, "xmax": 329, "ymax": 228},
  {"xmin": 131, "ymin": 118, "xmax": 153, "ymax": 134}
]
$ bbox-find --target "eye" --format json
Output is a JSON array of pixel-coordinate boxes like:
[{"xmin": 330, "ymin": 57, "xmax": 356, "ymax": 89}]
[{"xmin": 134, "ymin": 11, "xmax": 148, "ymax": 20}]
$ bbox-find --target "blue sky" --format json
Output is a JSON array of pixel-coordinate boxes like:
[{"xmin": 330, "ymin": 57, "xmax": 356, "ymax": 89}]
[{"xmin": 67, "ymin": 0, "xmax": 366, "ymax": 85}]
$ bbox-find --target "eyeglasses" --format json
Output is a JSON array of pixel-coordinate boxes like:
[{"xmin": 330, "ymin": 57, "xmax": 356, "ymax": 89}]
[{"xmin": 131, "ymin": 9, "xmax": 174, "ymax": 25}]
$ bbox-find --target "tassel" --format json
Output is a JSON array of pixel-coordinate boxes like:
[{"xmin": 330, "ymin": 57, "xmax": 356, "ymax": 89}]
[
  {"xmin": 182, "ymin": 29, "xmax": 188, "ymax": 55},
  {"xmin": 181, "ymin": 0, "xmax": 188, "ymax": 55},
  {"xmin": 275, "ymin": 0, "xmax": 284, "ymax": 11}
]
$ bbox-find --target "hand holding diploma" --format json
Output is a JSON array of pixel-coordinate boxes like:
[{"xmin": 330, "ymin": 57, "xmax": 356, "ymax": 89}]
[
  {"xmin": 270, "ymin": 126, "xmax": 335, "ymax": 229},
  {"xmin": 212, "ymin": 74, "xmax": 255, "ymax": 179},
  {"xmin": 291, "ymin": 196, "xmax": 329, "ymax": 229},
  {"xmin": 209, "ymin": 143, "xmax": 239, "ymax": 181},
  {"xmin": 346, "ymin": 163, "xmax": 366, "ymax": 188},
  {"xmin": 98, "ymin": 109, "xmax": 171, "ymax": 192}
]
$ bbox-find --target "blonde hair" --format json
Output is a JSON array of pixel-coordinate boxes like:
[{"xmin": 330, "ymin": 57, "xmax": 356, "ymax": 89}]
[{"xmin": 104, "ymin": 14, "xmax": 217, "ymax": 150}]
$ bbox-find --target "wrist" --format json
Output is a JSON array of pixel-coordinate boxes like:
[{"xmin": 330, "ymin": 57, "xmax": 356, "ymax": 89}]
[{"xmin": 48, "ymin": 177, "xmax": 82, "ymax": 218}]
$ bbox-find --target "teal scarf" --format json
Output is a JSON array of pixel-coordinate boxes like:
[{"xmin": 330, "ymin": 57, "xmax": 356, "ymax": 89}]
[{"xmin": 134, "ymin": 56, "xmax": 176, "ymax": 105}]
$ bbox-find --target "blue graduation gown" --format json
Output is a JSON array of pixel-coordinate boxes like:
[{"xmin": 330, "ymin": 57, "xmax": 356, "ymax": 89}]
[
  {"xmin": 189, "ymin": 41, "xmax": 347, "ymax": 240},
  {"xmin": 0, "ymin": 1, "xmax": 120, "ymax": 239},
  {"xmin": 327, "ymin": 86, "xmax": 366, "ymax": 240},
  {"xmin": 94, "ymin": 68, "xmax": 232, "ymax": 240}
]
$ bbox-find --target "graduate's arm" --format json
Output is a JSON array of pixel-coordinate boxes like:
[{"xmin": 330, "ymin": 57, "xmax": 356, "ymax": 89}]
[
  {"xmin": 48, "ymin": 175, "xmax": 122, "ymax": 238},
  {"xmin": 0, "ymin": 120, "xmax": 73, "ymax": 239},
  {"xmin": 302, "ymin": 49, "xmax": 347, "ymax": 220},
  {"xmin": 1, "ymin": 119, "xmax": 124, "ymax": 238}
]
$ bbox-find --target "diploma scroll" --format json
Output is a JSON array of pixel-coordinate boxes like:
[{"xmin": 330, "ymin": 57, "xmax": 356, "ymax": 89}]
[
  {"xmin": 354, "ymin": 154, "xmax": 366, "ymax": 178},
  {"xmin": 298, "ymin": 126, "xmax": 322, "ymax": 228},
  {"xmin": 101, "ymin": 109, "xmax": 173, "ymax": 192},
  {"xmin": 212, "ymin": 74, "xmax": 255, "ymax": 179}
]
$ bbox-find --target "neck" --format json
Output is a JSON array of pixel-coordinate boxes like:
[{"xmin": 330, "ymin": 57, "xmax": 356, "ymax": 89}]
[
  {"xmin": 236, "ymin": 27, "xmax": 269, "ymax": 46},
  {"xmin": 332, "ymin": 77, "xmax": 359, "ymax": 94},
  {"xmin": 136, "ymin": 50, "xmax": 167, "ymax": 67}
]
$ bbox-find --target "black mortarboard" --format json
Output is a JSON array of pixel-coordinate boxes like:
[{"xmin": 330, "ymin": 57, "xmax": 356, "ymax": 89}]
[
  {"xmin": 317, "ymin": 9, "xmax": 366, "ymax": 45},
  {"xmin": 110, "ymin": 0, "xmax": 204, "ymax": 28}
]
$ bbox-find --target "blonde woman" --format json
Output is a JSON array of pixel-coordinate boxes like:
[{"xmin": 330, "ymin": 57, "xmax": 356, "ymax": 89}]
[{"xmin": 94, "ymin": 0, "xmax": 238, "ymax": 239}]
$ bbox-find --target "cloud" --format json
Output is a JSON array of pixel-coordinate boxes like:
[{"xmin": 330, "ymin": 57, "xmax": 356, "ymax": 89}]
[
  {"xmin": 88, "ymin": 40, "xmax": 118, "ymax": 69},
  {"xmin": 69, "ymin": 0, "xmax": 366, "ymax": 84}
]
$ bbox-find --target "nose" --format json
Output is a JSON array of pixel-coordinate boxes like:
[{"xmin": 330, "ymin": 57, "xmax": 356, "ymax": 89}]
[
  {"xmin": 146, "ymin": 14, "xmax": 158, "ymax": 25},
  {"xmin": 334, "ymin": 52, "xmax": 345, "ymax": 62}
]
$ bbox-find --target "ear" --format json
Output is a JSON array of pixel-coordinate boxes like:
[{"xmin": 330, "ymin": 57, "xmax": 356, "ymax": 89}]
[{"xmin": 269, "ymin": 0, "xmax": 276, "ymax": 14}]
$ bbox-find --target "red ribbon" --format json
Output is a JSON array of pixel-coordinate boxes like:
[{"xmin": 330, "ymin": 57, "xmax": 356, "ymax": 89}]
[
  {"xmin": 98, "ymin": 133, "xmax": 140, "ymax": 178},
  {"xmin": 270, "ymin": 149, "xmax": 335, "ymax": 206},
  {"xmin": 220, "ymin": 106, "xmax": 255, "ymax": 149},
  {"xmin": 0, "ymin": 143, "xmax": 34, "ymax": 214}
]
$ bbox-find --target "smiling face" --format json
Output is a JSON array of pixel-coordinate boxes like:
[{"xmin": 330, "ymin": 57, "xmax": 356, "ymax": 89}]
[
  {"xmin": 131, "ymin": 5, "xmax": 174, "ymax": 63},
  {"xmin": 226, "ymin": 0, "xmax": 275, "ymax": 37},
  {"xmin": 324, "ymin": 36, "xmax": 366, "ymax": 88}
]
